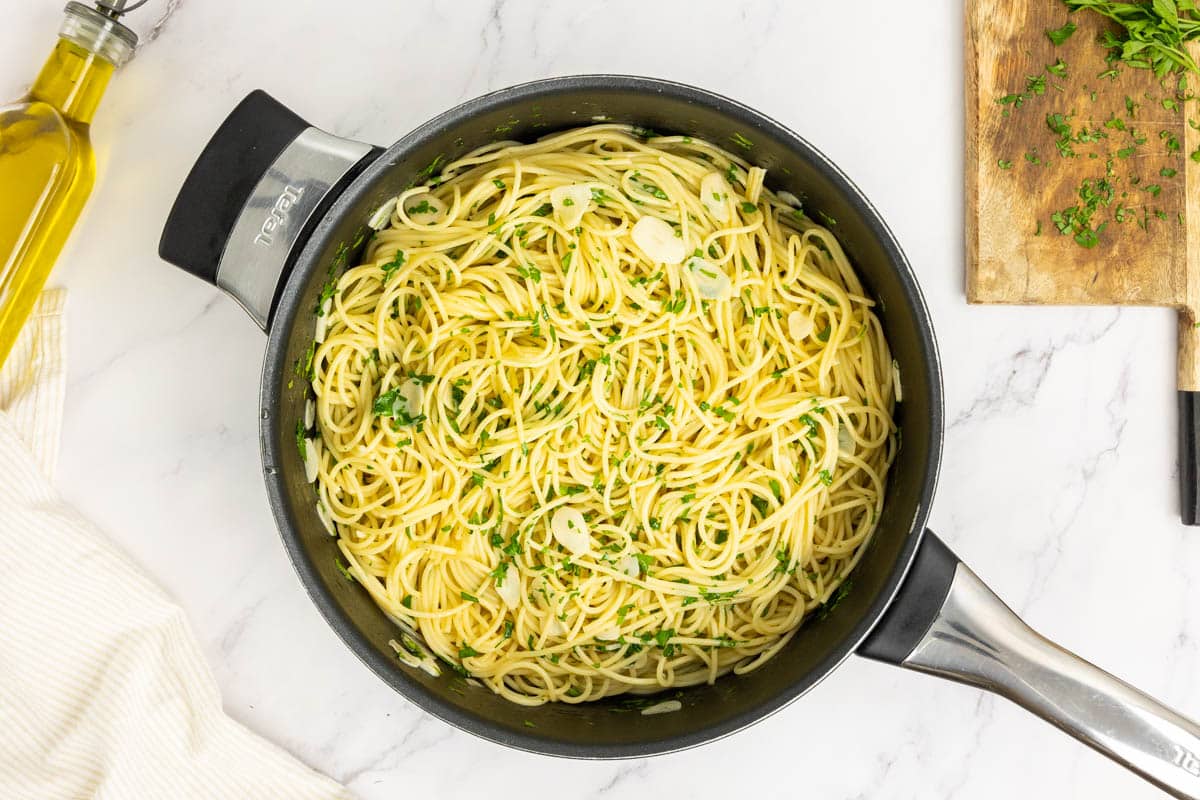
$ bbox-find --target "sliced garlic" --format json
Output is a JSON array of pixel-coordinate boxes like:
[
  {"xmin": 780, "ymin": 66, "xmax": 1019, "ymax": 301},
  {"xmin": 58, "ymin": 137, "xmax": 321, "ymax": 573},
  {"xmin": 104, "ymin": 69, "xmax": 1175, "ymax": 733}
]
[
  {"xmin": 304, "ymin": 398, "xmax": 315, "ymax": 429},
  {"xmin": 403, "ymin": 193, "xmax": 446, "ymax": 223},
  {"xmin": 788, "ymin": 310, "xmax": 815, "ymax": 341},
  {"xmin": 385, "ymin": 611, "xmax": 414, "ymax": 631},
  {"xmin": 550, "ymin": 184, "xmax": 592, "ymax": 229},
  {"xmin": 368, "ymin": 196, "xmax": 399, "ymax": 229},
  {"xmin": 316, "ymin": 500, "xmax": 336, "ymax": 536},
  {"xmin": 303, "ymin": 436, "xmax": 320, "ymax": 483},
  {"xmin": 700, "ymin": 172, "xmax": 732, "ymax": 223},
  {"xmin": 399, "ymin": 378, "xmax": 424, "ymax": 416},
  {"xmin": 777, "ymin": 190, "xmax": 803, "ymax": 208},
  {"xmin": 392, "ymin": 648, "xmax": 420, "ymax": 669},
  {"xmin": 546, "ymin": 616, "xmax": 568, "ymax": 637},
  {"xmin": 550, "ymin": 506, "xmax": 590, "ymax": 556},
  {"xmin": 837, "ymin": 425, "xmax": 856, "ymax": 458},
  {"xmin": 641, "ymin": 699, "xmax": 683, "ymax": 716},
  {"xmin": 595, "ymin": 627, "xmax": 621, "ymax": 642},
  {"xmin": 893, "ymin": 359, "xmax": 903, "ymax": 402},
  {"xmin": 390, "ymin": 634, "xmax": 442, "ymax": 677},
  {"xmin": 685, "ymin": 256, "xmax": 731, "ymax": 301},
  {"xmin": 631, "ymin": 216, "xmax": 686, "ymax": 265},
  {"xmin": 618, "ymin": 553, "xmax": 641, "ymax": 578},
  {"xmin": 496, "ymin": 565, "xmax": 522, "ymax": 608},
  {"xmin": 389, "ymin": 637, "xmax": 422, "ymax": 668},
  {"xmin": 314, "ymin": 298, "xmax": 331, "ymax": 344}
]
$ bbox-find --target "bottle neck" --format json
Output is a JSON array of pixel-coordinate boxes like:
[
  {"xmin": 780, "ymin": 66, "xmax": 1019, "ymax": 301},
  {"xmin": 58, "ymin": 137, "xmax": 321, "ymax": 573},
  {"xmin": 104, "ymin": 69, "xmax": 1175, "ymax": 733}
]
[{"xmin": 29, "ymin": 38, "xmax": 114, "ymax": 125}]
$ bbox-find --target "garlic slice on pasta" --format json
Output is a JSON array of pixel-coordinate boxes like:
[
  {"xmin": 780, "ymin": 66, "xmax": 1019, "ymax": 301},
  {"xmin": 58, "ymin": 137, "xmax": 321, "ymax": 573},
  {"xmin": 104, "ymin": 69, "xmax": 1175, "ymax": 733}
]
[
  {"xmin": 632, "ymin": 216, "xmax": 686, "ymax": 265},
  {"xmin": 788, "ymin": 310, "xmax": 815, "ymax": 341},
  {"xmin": 551, "ymin": 506, "xmax": 590, "ymax": 555},
  {"xmin": 496, "ymin": 565, "xmax": 521, "ymax": 608},
  {"xmin": 399, "ymin": 378, "xmax": 424, "ymax": 416},
  {"xmin": 551, "ymin": 184, "xmax": 592, "ymax": 228},
  {"xmin": 700, "ymin": 172, "xmax": 732, "ymax": 223},
  {"xmin": 618, "ymin": 554, "xmax": 641, "ymax": 578},
  {"xmin": 837, "ymin": 425, "xmax": 856, "ymax": 458},
  {"xmin": 404, "ymin": 193, "xmax": 446, "ymax": 223},
  {"xmin": 685, "ymin": 256, "xmax": 730, "ymax": 301}
]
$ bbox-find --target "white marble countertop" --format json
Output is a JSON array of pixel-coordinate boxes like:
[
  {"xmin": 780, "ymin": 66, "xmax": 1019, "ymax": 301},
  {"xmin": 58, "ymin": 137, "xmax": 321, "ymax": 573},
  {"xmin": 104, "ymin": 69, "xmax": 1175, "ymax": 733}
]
[{"xmin": 4, "ymin": 1, "xmax": 1199, "ymax": 797}]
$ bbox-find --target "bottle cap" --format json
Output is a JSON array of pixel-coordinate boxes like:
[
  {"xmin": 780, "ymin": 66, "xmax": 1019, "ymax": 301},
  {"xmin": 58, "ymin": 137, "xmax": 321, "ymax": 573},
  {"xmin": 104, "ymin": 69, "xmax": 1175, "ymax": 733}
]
[{"xmin": 61, "ymin": 1, "xmax": 141, "ymax": 66}]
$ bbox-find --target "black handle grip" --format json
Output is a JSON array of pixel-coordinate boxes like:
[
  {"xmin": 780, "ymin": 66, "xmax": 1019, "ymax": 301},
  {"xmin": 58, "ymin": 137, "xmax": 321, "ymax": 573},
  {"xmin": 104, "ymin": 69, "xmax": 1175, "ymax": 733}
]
[
  {"xmin": 158, "ymin": 90, "xmax": 311, "ymax": 285},
  {"xmin": 857, "ymin": 530, "xmax": 961, "ymax": 664},
  {"xmin": 1180, "ymin": 392, "xmax": 1200, "ymax": 525}
]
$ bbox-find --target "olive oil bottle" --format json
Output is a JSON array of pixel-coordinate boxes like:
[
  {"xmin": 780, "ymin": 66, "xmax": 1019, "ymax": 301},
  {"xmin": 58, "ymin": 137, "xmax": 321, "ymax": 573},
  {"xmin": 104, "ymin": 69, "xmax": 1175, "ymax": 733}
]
[{"xmin": 0, "ymin": 2, "xmax": 141, "ymax": 368}]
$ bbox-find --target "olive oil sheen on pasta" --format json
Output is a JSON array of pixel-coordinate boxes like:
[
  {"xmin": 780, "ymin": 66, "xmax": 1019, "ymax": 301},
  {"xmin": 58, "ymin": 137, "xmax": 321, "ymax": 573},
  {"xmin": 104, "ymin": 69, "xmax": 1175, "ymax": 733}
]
[{"xmin": 0, "ymin": 2, "xmax": 139, "ymax": 368}]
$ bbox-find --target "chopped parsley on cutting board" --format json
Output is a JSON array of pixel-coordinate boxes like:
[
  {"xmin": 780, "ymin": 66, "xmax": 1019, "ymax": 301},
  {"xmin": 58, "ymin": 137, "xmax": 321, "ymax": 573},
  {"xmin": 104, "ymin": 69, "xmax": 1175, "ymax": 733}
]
[{"xmin": 993, "ymin": 0, "xmax": 1200, "ymax": 248}]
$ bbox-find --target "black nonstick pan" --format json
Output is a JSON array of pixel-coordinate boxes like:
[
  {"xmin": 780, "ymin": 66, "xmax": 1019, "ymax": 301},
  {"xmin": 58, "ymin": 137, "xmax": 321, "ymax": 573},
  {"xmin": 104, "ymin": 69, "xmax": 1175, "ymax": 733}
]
[{"xmin": 157, "ymin": 76, "xmax": 1200, "ymax": 798}]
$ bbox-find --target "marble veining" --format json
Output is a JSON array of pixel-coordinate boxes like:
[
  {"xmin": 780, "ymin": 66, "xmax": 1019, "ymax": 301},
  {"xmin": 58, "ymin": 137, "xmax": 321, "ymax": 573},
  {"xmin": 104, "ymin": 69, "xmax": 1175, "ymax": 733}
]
[{"xmin": 2, "ymin": 1, "xmax": 1198, "ymax": 797}]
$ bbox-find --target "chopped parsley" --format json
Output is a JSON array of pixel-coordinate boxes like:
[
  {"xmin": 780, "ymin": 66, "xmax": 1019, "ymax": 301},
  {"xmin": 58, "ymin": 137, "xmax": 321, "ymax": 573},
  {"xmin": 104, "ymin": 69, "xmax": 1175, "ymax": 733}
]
[
  {"xmin": 1046, "ymin": 20, "xmax": 1076, "ymax": 46},
  {"xmin": 1051, "ymin": 176, "xmax": 1114, "ymax": 248},
  {"xmin": 516, "ymin": 263, "xmax": 541, "ymax": 282},
  {"xmin": 380, "ymin": 248, "xmax": 406, "ymax": 279},
  {"xmin": 295, "ymin": 420, "xmax": 307, "ymax": 459},
  {"xmin": 730, "ymin": 132, "xmax": 753, "ymax": 150},
  {"xmin": 373, "ymin": 386, "xmax": 426, "ymax": 427}
]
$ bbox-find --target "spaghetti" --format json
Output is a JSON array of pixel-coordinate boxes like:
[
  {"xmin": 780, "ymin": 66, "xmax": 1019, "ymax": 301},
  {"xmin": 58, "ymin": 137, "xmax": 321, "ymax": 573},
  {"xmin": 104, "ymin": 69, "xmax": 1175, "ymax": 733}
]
[{"xmin": 302, "ymin": 125, "xmax": 898, "ymax": 705}]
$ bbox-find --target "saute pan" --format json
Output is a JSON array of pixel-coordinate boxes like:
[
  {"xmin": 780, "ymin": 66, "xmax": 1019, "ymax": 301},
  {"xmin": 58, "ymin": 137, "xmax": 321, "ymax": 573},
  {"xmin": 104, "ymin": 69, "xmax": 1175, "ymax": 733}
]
[{"xmin": 157, "ymin": 76, "xmax": 1200, "ymax": 797}]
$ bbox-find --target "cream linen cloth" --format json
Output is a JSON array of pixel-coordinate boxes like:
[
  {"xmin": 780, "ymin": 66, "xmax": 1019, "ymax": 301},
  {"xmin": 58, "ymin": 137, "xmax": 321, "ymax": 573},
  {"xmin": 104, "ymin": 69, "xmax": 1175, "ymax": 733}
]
[{"xmin": 0, "ymin": 292, "xmax": 351, "ymax": 800}]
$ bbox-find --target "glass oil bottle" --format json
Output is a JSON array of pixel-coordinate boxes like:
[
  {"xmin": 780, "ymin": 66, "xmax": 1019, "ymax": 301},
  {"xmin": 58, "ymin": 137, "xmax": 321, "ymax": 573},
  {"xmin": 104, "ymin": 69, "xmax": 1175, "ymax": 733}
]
[{"xmin": 0, "ymin": 2, "xmax": 140, "ymax": 368}]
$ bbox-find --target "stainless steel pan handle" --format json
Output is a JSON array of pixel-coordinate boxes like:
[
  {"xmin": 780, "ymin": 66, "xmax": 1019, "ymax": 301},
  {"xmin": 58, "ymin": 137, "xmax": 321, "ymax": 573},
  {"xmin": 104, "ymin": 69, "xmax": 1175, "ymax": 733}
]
[
  {"xmin": 861, "ymin": 532, "xmax": 1200, "ymax": 799},
  {"xmin": 158, "ymin": 90, "xmax": 378, "ymax": 329}
]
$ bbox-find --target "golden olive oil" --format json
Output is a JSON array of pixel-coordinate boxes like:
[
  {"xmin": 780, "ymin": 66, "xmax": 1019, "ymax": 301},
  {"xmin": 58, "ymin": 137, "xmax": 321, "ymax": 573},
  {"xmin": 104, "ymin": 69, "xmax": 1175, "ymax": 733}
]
[{"xmin": 0, "ymin": 3, "xmax": 138, "ymax": 368}]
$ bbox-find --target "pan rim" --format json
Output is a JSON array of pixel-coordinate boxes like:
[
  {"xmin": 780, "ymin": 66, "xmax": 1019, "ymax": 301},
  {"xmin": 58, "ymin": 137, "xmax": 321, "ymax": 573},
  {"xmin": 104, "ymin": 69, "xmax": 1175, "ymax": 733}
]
[{"xmin": 259, "ymin": 73, "xmax": 945, "ymax": 759}]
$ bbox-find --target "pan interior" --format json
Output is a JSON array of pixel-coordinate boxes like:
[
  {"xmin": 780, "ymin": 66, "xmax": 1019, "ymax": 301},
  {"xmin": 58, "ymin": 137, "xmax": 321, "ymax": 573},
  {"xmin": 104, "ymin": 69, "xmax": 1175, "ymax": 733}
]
[{"xmin": 262, "ymin": 76, "xmax": 941, "ymax": 757}]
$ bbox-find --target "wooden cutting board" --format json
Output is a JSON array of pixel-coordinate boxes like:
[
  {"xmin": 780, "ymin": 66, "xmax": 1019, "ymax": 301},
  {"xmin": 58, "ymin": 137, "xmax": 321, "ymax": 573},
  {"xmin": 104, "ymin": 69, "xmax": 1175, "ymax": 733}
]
[{"xmin": 966, "ymin": 0, "xmax": 1200, "ymax": 390}]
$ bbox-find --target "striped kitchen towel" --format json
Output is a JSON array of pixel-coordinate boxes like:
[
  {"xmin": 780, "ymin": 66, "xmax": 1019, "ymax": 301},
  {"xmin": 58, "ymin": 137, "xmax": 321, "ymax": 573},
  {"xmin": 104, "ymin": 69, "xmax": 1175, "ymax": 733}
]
[{"xmin": 0, "ymin": 291, "xmax": 351, "ymax": 800}]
